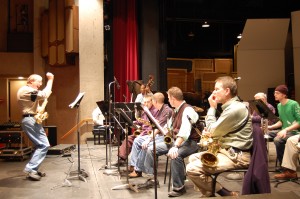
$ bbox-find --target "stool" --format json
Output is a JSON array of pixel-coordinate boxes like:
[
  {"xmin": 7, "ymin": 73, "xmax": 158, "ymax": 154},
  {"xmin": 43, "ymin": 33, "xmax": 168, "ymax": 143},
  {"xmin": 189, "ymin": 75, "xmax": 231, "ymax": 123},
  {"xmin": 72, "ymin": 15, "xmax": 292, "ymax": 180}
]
[{"xmin": 92, "ymin": 127, "xmax": 107, "ymax": 145}]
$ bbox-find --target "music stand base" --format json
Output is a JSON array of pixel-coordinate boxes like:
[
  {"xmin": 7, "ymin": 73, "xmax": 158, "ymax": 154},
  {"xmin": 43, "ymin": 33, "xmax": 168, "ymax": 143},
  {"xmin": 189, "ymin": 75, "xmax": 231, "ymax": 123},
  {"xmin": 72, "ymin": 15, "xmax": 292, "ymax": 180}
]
[
  {"xmin": 103, "ymin": 168, "xmax": 119, "ymax": 176},
  {"xmin": 111, "ymin": 183, "xmax": 139, "ymax": 193},
  {"xmin": 67, "ymin": 169, "xmax": 88, "ymax": 182}
]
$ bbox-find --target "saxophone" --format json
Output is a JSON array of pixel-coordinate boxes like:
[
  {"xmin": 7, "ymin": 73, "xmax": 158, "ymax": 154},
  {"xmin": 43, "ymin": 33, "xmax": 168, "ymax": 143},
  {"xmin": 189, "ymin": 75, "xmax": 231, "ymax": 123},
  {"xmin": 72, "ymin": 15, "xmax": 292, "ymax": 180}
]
[
  {"xmin": 35, "ymin": 99, "xmax": 49, "ymax": 124},
  {"xmin": 199, "ymin": 135, "xmax": 220, "ymax": 167}
]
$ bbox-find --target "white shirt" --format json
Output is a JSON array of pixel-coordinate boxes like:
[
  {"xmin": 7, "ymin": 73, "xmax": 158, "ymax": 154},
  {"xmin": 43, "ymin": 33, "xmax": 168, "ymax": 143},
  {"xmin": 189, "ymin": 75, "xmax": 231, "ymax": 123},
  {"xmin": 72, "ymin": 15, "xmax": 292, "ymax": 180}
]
[{"xmin": 92, "ymin": 107, "xmax": 105, "ymax": 125}]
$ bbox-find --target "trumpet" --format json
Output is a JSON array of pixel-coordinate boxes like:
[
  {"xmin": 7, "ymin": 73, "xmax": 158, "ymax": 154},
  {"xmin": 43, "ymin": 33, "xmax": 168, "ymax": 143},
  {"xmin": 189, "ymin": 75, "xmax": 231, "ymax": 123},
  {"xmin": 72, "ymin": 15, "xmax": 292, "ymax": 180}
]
[{"xmin": 199, "ymin": 135, "xmax": 220, "ymax": 167}]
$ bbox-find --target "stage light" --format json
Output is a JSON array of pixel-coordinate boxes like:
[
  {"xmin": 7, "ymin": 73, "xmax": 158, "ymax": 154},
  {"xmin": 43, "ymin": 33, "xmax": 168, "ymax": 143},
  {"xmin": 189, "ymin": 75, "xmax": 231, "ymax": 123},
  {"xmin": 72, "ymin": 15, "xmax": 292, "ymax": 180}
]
[
  {"xmin": 202, "ymin": 21, "xmax": 210, "ymax": 28},
  {"xmin": 237, "ymin": 33, "xmax": 242, "ymax": 39}
]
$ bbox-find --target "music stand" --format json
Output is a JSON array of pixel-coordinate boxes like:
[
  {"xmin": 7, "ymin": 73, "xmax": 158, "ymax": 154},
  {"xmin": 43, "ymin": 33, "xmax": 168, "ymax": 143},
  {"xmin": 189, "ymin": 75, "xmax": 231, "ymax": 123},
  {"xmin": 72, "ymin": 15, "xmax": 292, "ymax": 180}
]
[
  {"xmin": 142, "ymin": 106, "xmax": 165, "ymax": 199},
  {"xmin": 67, "ymin": 92, "xmax": 88, "ymax": 183},
  {"xmin": 96, "ymin": 100, "xmax": 111, "ymax": 167},
  {"xmin": 110, "ymin": 108, "xmax": 139, "ymax": 193},
  {"xmin": 248, "ymin": 99, "xmax": 278, "ymax": 121}
]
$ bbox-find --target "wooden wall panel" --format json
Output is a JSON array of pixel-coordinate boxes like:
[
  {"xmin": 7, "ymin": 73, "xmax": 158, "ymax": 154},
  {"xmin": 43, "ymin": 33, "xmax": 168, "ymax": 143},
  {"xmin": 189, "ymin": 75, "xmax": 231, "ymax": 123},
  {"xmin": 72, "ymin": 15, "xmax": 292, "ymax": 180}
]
[
  {"xmin": 41, "ymin": 11, "xmax": 48, "ymax": 57},
  {"xmin": 214, "ymin": 58, "xmax": 233, "ymax": 74}
]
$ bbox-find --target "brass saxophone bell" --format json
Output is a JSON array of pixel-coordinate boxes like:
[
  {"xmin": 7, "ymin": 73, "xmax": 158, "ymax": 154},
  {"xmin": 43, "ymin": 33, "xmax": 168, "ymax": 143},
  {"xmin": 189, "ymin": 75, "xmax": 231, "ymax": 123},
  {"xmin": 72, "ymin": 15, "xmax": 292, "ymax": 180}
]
[
  {"xmin": 200, "ymin": 137, "xmax": 219, "ymax": 167},
  {"xmin": 164, "ymin": 130, "xmax": 173, "ymax": 144}
]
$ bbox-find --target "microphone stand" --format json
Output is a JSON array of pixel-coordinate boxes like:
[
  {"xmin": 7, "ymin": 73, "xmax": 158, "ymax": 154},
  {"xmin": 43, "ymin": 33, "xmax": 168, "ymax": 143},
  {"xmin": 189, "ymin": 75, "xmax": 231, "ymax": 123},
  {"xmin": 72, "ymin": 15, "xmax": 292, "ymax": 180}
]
[{"xmin": 103, "ymin": 80, "xmax": 118, "ymax": 175}]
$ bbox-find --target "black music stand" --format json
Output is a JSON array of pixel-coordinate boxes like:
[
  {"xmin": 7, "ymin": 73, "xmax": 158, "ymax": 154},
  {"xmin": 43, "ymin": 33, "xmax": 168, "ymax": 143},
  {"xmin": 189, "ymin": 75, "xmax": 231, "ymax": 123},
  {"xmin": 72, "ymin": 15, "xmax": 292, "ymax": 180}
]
[
  {"xmin": 248, "ymin": 99, "xmax": 278, "ymax": 121},
  {"xmin": 111, "ymin": 108, "xmax": 139, "ymax": 192},
  {"xmin": 67, "ymin": 92, "xmax": 88, "ymax": 183},
  {"xmin": 96, "ymin": 100, "xmax": 110, "ymax": 167}
]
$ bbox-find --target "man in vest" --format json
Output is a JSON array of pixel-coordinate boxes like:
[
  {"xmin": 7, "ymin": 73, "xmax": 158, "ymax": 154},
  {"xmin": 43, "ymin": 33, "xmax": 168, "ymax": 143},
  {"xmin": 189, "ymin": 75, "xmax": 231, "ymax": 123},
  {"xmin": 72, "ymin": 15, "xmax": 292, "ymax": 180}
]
[{"xmin": 144, "ymin": 87, "xmax": 200, "ymax": 197}]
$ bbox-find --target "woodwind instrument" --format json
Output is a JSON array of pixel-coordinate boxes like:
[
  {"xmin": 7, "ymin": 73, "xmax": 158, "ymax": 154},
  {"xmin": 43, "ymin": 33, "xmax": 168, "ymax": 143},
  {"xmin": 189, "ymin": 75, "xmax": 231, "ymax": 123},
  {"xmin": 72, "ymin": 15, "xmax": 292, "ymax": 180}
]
[{"xmin": 35, "ymin": 99, "xmax": 49, "ymax": 124}]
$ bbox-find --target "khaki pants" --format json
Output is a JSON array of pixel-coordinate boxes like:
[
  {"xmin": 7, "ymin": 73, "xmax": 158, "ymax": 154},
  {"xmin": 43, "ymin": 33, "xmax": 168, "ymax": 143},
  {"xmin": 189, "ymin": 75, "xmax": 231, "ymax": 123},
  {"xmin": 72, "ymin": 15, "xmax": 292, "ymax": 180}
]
[{"xmin": 186, "ymin": 150, "xmax": 250, "ymax": 197}]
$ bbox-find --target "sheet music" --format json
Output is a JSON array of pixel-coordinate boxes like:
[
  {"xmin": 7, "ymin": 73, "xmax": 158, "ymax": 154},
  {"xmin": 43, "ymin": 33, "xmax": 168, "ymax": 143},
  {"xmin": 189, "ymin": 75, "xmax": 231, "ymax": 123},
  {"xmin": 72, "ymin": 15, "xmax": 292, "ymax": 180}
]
[{"xmin": 69, "ymin": 92, "xmax": 85, "ymax": 109}]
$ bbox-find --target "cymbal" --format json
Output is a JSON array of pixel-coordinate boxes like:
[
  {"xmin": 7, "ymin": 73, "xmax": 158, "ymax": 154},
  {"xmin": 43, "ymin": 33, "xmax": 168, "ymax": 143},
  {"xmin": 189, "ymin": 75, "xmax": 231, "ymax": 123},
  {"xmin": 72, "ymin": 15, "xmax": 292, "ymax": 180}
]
[{"xmin": 192, "ymin": 106, "xmax": 204, "ymax": 112}]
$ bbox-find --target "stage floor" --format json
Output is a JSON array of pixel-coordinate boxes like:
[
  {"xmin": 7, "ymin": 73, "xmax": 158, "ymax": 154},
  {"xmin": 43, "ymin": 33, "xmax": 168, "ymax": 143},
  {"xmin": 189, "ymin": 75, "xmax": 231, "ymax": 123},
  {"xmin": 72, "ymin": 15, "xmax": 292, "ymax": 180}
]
[{"xmin": 0, "ymin": 141, "xmax": 299, "ymax": 199}]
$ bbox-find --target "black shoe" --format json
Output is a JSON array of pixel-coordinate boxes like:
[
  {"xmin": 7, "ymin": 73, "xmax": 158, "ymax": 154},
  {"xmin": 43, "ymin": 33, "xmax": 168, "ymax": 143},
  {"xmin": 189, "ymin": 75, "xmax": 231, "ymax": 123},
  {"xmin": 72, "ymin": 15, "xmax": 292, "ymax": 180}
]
[{"xmin": 168, "ymin": 188, "xmax": 186, "ymax": 197}]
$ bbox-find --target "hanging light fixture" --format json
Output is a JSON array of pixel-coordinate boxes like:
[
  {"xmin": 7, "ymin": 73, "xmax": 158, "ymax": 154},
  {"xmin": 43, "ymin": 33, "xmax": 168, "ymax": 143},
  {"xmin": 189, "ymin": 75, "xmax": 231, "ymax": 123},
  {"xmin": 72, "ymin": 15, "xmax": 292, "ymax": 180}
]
[
  {"xmin": 237, "ymin": 33, "xmax": 242, "ymax": 39},
  {"xmin": 202, "ymin": 21, "xmax": 210, "ymax": 28}
]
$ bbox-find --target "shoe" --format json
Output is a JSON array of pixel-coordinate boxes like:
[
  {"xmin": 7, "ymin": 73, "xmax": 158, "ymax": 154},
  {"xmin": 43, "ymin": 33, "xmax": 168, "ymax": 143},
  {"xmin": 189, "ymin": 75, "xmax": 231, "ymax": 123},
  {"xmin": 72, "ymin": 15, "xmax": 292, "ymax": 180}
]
[
  {"xmin": 275, "ymin": 166, "xmax": 284, "ymax": 173},
  {"xmin": 128, "ymin": 166, "xmax": 134, "ymax": 172},
  {"xmin": 24, "ymin": 169, "xmax": 41, "ymax": 181},
  {"xmin": 230, "ymin": 191, "xmax": 239, "ymax": 196},
  {"xmin": 274, "ymin": 169, "xmax": 298, "ymax": 180},
  {"xmin": 168, "ymin": 188, "xmax": 186, "ymax": 197},
  {"xmin": 37, "ymin": 171, "xmax": 46, "ymax": 177},
  {"xmin": 128, "ymin": 170, "xmax": 142, "ymax": 178}
]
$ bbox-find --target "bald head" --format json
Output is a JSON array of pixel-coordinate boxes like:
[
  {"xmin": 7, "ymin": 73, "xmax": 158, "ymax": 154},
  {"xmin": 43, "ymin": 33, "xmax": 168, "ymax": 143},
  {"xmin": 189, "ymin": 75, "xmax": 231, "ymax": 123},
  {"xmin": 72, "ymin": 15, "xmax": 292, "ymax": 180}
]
[{"xmin": 153, "ymin": 92, "xmax": 165, "ymax": 104}]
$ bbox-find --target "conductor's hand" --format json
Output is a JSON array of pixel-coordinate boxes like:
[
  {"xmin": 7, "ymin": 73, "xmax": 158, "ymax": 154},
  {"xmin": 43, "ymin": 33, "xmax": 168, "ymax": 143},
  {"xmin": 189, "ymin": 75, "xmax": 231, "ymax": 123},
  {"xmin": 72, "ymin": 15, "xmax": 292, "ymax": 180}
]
[
  {"xmin": 167, "ymin": 147, "xmax": 179, "ymax": 159},
  {"xmin": 46, "ymin": 72, "xmax": 54, "ymax": 80}
]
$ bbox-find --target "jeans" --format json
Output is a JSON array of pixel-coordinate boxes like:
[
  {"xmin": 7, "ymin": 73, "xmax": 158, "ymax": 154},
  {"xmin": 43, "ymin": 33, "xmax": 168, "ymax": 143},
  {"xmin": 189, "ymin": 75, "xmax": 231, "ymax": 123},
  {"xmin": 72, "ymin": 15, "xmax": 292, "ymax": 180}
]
[
  {"xmin": 144, "ymin": 139, "xmax": 199, "ymax": 190},
  {"xmin": 268, "ymin": 130, "xmax": 297, "ymax": 164},
  {"xmin": 22, "ymin": 117, "xmax": 50, "ymax": 172},
  {"xmin": 130, "ymin": 135, "xmax": 164, "ymax": 172}
]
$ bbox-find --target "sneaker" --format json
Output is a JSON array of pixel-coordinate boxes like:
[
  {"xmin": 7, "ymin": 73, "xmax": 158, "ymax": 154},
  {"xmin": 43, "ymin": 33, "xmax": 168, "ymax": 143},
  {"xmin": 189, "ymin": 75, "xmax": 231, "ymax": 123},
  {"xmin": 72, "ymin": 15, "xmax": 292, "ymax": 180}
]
[
  {"xmin": 24, "ymin": 170, "xmax": 41, "ymax": 181},
  {"xmin": 128, "ymin": 170, "xmax": 142, "ymax": 178},
  {"xmin": 168, "ymin": 187, "xmax": 186, "ymax": 197},
  {"xmin": 274, "ymin": 169, "xmax": 298, "ymax": 180}
]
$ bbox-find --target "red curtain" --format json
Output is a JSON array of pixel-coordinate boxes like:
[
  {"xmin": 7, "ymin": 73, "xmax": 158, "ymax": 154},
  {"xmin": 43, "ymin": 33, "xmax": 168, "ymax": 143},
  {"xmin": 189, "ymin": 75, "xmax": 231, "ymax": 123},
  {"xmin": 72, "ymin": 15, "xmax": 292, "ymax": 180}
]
[{"xmin": 113, "ymin": 0, "xmax": 139, "ymax": 102}]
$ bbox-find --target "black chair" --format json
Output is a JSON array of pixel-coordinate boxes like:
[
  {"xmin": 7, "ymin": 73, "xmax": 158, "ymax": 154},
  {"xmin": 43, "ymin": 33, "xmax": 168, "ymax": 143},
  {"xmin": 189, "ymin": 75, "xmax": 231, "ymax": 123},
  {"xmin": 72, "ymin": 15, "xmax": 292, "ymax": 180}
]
[{"xmin": 92, "ymin": 126, "xmax": 108, "ymax": 145}]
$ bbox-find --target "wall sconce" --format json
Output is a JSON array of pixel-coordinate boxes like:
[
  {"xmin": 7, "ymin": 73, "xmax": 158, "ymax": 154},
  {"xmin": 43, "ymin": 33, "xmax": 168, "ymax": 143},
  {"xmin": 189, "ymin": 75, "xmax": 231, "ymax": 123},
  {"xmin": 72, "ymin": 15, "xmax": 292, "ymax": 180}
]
[
  {"xmin": 202, "ymin": 21, "xmax": 210, "ymax": 28},
  {"xmin": 237, "ymin": 33, "xmax": 242, "ymax": 39}
]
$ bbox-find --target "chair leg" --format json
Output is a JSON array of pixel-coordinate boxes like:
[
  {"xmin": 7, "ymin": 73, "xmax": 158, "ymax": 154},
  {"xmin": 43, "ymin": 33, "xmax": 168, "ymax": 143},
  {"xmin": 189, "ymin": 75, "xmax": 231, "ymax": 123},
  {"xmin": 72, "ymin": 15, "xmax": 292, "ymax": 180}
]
[
  {"xmin": 211, "ymin": 173, "xmax": 221, "ymax": 197},
  {"xmin": 274, "ymin": 178, "xmax": 300, "ymax": 188},
  {"xmin": 164, "ymin": 156, "xmax": 169, "ymax": 184},
  {"xmin": 168, "ymin": 160, "xmax": 172, "ymax": 192}
]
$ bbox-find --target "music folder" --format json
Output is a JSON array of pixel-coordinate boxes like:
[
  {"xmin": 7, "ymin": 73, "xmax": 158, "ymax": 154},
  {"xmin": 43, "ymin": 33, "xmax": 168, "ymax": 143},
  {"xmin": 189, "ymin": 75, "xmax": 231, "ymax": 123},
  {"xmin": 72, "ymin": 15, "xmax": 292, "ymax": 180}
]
[
  {"xmin": 96, "ymin": 100, "xmax": 109, "ymax": 115},
  {"xmin": 248, "ymin": 99, "xmax": 278, "ymax": 121},
  {"xmin": 69, "ymin": 92, "xmax": 85, "ymax": 109}
]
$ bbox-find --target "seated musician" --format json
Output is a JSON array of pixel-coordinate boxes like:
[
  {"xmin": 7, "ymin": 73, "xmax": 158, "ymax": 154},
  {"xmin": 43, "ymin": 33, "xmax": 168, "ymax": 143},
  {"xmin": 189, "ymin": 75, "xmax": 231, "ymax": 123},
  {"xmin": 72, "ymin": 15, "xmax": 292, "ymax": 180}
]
[
  {"xmin": 186, "ymin": 76, "xmax": 253, "ymax": 197},
  {"xmin": 135, "ymin": 84, "xmax": 152, "ymax": 103},
  {"xmin": 274, "ymin": 134, "xmax": 299, "ymax": 179},
  {"xmin": 92, "ymin": 107, "xmax": 105, "ymax": 127},
  {"xmin": 112, "ymin": 94, "xmax": 158, "ymax": 166},
  {"xmin": 143, "ymin": 87, "xmax": 200, "ymax": 197},
  {"xmin": 267, "ymin": 85, "xmax": 300, "ymax": 171},
  {"xmin": 128, "ymin": 92, "xmax": 173, "ymax": 178},
  {"xmin": 251, "ymin": 92, "xmax": 276, "ymax": 124}
]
